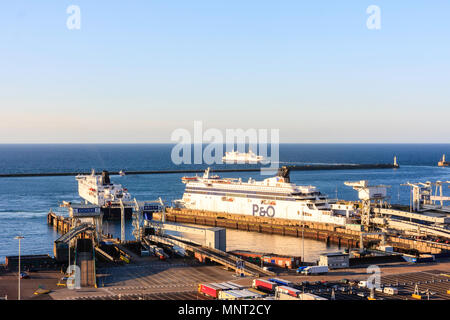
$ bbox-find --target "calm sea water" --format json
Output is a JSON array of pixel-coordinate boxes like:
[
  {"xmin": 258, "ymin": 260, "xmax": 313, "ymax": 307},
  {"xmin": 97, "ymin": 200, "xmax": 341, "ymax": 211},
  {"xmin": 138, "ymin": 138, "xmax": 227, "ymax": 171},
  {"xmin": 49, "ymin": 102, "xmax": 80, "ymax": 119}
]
[{"xmin": 1, "ymin": 144, "xmax": 450, "ymax": 262}]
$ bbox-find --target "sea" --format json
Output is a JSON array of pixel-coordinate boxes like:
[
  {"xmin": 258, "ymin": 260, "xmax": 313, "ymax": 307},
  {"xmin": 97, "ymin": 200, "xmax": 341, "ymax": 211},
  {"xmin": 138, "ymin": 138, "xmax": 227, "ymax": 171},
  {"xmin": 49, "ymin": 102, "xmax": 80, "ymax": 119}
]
[{"xmin": 1, "ymin": 144, "xmax": 449, "ymax": 263}]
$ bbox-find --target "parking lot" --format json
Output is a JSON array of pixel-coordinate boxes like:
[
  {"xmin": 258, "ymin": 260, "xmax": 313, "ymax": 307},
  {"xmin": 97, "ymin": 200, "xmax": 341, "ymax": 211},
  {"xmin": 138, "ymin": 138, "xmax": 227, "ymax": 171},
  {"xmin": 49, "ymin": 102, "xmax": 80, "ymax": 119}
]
[{"xmin": 50, "ymin": 259, "xmax": 237, "ymax": 300}]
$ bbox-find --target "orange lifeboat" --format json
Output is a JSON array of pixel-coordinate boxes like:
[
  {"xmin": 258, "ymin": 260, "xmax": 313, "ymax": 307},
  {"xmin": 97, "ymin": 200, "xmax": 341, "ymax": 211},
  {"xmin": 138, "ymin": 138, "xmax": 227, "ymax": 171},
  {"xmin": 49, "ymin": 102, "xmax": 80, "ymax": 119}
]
[{"xmin": 182, "ymin": 176, "xmax": 198, "ymax": 182}]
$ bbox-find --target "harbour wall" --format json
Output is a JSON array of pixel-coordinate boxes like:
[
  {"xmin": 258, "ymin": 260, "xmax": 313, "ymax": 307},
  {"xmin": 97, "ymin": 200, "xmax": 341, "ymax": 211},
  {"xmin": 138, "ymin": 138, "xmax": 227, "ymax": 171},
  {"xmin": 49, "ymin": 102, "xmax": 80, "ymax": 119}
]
[
  {"xmin": 0, "ymin": 163, "xmax": 399, "ymax": 178},
  {"xmin": 157, "ymin": 208, "xmax": 448, "ymax": 255}
]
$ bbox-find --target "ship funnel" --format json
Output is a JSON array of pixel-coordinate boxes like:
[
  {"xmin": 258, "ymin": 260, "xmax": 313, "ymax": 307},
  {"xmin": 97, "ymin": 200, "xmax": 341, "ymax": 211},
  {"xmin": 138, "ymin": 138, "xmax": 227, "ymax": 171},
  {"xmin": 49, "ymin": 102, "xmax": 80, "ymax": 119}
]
[
  {"xmin": 102, "ymin": 170, "xmax": 111, "ymax": 185},
  {"xmin": 277, "ymin": 166, "xmax": 290, "ymax": 183}
]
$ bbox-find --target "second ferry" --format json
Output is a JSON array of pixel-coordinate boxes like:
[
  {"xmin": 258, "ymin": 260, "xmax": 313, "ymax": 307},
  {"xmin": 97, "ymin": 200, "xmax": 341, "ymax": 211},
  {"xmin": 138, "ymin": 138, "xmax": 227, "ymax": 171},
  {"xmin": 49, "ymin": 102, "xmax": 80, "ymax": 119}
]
[
  {"xmin": 76, "ymin": 169, "xmax": 133, "ymax": 219},
  {"xmin": 222, "ymin": 149, "xmax": 265, "ymax": 164},
  {"xmin": 176, "ymin": 167, "xmax": 356, "ymax": 226}
]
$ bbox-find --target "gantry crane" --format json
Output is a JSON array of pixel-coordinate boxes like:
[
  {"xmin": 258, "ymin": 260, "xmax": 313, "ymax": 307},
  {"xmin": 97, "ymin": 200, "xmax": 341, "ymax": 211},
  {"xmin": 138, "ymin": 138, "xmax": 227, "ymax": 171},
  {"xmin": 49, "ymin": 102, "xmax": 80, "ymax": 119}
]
[
  {"xmin": 344, "ymin": 180, "xmax": 390, "ymax": 227},
  {"xmin": 402, "ymin": 181, "xmax": 450, "ymax": 212}
]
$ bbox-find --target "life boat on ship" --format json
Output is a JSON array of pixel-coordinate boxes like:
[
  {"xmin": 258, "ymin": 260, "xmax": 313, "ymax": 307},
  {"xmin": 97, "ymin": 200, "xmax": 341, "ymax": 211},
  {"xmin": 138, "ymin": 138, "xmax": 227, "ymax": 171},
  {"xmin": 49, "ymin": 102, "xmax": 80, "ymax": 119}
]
[{"xmin": 182, "ymin": 176, "xmax": 199, "ymax": 182}]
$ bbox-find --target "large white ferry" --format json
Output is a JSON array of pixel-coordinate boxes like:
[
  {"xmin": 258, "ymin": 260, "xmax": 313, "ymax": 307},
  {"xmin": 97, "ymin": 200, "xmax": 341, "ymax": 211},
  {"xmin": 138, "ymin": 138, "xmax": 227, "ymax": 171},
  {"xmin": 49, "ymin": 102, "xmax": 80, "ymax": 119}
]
[
  {"xmin": 76, "ymin": 170, "xmax": 132, "ymax": 206},
  {"xmin": 176, "ymin": 167, "xmax": 357, "ymax": 226},
  {"xmin": 222, "ymin": 149, "xmax": 265, "ymax": 164}
]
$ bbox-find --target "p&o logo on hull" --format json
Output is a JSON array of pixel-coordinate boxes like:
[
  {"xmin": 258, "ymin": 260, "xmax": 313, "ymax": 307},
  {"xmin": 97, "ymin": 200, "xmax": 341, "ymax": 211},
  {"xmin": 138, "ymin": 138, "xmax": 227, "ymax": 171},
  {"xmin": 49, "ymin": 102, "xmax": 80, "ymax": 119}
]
[{"xmin": 252, "ymin": 204, "xmax": 275, "ymax": 217}]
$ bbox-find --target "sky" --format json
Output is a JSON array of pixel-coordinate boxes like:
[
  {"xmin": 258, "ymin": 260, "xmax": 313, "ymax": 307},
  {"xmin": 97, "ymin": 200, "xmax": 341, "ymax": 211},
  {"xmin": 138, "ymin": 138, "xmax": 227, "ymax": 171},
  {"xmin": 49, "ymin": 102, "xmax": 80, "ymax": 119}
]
[{"xmin": 0, "ymin": 1, "xmax": 449, "ymax": 143}]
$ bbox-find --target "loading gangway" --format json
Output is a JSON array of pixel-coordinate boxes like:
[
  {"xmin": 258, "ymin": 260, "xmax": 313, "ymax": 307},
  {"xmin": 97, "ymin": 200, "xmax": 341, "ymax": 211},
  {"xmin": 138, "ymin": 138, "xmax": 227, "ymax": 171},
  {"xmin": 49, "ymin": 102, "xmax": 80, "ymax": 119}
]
[
  {"xmin": 378, "ymin": 208, "xmax": 450, "ymax": 224},
  {"xmin": 55, "ymin": 223, "xmax": 96, "ymax": 244},
  {"xmin": 385, "ymin": 218, "xmax": 450, "ymax": 239},
  {"xmin": 144, "ymin": 235, "xmax": 275, "ymax": 277}
]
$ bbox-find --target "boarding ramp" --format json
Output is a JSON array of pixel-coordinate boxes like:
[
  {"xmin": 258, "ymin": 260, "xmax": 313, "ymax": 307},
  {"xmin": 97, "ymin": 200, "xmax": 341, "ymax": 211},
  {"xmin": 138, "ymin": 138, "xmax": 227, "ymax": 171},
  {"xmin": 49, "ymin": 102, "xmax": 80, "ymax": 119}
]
[
  {"xmin": 385, "ymin": 218, "xmax": 450, "ymax": 239},
  {"xmin": 75, "ymin": 238, "xmax": 96, "ymax": 287},
  {"xmin": 379, "ymin": 208, "xmax": 450, "ymax": 224},
  {"xmin": 55, "ymin": 223, "xmax": 96, "ymax": 244}
]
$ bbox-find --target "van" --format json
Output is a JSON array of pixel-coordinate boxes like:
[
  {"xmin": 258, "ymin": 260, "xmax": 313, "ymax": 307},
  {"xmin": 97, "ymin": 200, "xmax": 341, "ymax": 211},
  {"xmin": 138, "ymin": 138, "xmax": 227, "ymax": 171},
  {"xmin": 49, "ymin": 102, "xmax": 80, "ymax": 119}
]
[{"xmin": 383, "ymin": 287, "xmax": 398, "ymax": 295}]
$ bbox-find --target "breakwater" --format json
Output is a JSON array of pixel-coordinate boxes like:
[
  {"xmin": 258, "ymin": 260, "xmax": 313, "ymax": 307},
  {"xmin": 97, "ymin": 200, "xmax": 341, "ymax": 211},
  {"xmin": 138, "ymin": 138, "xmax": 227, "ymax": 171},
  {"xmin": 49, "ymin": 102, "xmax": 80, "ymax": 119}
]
[{"xmin": 0, "ymin": 163, "xmax": 399, "ymax": 178}]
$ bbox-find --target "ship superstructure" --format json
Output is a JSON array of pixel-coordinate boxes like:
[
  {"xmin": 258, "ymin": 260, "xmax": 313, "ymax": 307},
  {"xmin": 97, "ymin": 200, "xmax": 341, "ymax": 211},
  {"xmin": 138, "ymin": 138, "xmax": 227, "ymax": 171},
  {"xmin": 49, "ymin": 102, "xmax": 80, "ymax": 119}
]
[
  {"xmin": 76, "ymin": 170, "xmax": 132, "ymax": 206},
  {"xmin": 222, "ymin": 149, "xmax": 265, "ymax": 163},
  {"xmin": 177, "ymin": 167, "xmax": 356, "ymax": 226}
]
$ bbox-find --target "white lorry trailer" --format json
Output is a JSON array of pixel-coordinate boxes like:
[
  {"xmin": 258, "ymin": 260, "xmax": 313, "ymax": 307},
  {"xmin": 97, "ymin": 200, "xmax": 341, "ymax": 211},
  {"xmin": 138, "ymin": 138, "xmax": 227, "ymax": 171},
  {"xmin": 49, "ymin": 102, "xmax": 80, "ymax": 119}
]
[{"xmin": 301, "ymin": 266, "xmax": 329, "ymax": 275}]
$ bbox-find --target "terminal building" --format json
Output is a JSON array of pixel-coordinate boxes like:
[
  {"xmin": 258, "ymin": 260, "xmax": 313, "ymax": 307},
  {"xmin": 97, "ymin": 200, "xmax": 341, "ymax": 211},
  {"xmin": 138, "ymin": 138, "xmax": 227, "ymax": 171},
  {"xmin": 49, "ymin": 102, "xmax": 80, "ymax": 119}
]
[{"xmin": 319, "ymin": 252, "xmax": 349, "ymax": 269}]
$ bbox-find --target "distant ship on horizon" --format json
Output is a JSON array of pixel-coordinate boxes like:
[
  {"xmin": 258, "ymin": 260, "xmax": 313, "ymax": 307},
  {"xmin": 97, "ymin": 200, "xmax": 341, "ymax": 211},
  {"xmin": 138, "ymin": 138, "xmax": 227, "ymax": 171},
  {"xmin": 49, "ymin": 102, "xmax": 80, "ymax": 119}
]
[{"xmin": 222, "ymin": 149, "xmax": 265, "ymax": 164}]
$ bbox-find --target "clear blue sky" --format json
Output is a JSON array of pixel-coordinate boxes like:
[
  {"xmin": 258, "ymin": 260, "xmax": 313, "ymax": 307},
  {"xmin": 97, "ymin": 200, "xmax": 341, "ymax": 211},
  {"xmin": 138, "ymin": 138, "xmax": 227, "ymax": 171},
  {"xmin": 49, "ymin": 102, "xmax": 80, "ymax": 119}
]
[{"xmin": 1, "ymin": 1, "xmax": 449, "ymax": 143}]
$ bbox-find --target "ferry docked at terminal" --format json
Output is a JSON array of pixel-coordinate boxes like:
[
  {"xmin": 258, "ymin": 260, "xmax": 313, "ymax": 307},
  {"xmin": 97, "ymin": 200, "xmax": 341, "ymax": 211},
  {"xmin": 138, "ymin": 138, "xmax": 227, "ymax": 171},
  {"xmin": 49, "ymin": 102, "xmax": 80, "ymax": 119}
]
[
  {"xmin": 176, "ymin": 167, "xmax": 357, "ymax": 226},
  {"xmin": 75, "ymin": 170, "xmax": 133, "ymax": 219}
]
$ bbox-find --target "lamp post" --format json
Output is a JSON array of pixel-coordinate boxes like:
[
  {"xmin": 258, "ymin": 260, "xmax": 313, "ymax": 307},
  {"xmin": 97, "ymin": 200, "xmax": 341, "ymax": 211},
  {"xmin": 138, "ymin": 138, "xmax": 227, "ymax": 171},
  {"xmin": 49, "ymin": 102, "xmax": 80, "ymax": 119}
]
[
  {"xmin": 301, "ymin": 212, "xmax": 305, "ymax": 264},
  {"xmin": 14, "ymin": 236, "xmax": 24, "ymax": 300}
]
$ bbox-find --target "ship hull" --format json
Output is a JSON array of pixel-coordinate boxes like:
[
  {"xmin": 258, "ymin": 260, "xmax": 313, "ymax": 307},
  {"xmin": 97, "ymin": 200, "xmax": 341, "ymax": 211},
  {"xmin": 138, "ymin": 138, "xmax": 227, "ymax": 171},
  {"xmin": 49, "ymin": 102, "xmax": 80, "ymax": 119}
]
[
  {"xmin": 182, "ymin": 193, "xmax": 348, "ymax": 226},
  {"xmin": 101, "ymin": 207, "xmax": 133, "ymax": 220}
]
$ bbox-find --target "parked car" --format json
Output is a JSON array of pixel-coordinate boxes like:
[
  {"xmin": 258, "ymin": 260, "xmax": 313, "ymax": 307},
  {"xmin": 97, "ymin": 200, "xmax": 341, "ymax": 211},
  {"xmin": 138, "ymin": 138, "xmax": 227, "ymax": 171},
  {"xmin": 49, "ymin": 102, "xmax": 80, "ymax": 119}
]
[{"xmin": 20, "ymin": 272, "xmax": 30, "ymax": 279}]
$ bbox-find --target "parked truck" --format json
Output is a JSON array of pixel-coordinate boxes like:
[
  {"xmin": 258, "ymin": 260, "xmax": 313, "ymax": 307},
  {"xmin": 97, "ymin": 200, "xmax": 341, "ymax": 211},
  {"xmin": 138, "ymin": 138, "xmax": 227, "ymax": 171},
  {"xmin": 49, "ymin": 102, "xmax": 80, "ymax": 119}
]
[
  {"xmin": 276, "ymin": 285, "xmax": 301, "ymax": 298},
  {"xmin": 252, "ymin": 279, "xmax": 277, "ymax": 292},
  {"xmin": 198, "ymin": 283, "xmax": 222, "ymax": 298},
  {"xmin": 301, "ymin": 265, "xmax": 329, "ymax": 275}
]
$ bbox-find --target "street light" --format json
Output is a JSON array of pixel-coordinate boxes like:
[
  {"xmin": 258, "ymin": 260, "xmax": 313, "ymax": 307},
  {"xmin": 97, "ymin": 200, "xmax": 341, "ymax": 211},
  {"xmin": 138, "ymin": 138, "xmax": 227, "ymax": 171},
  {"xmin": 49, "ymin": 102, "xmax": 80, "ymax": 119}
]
[{"xmin": 14, "ymin": 236, "xmax": 24, "ymax": 301}]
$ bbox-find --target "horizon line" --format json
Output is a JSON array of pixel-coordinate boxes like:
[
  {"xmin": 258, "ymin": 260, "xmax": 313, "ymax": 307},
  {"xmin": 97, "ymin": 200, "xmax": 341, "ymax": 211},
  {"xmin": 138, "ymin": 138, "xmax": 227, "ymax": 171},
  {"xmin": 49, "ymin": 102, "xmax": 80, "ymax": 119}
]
[{"xmin": 1, "ymin": 142, "xmax": 450, "ymax": 145}]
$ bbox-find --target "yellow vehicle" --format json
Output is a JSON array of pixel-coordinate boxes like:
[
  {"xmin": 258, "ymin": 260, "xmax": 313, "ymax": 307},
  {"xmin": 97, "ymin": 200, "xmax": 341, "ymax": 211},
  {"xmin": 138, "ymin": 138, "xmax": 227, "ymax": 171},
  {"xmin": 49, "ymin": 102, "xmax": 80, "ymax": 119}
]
[
  {"xmin": 57, "ymin": 277, "xmax": 68, "ymax": 286},
  {"xmin": 120, "ymin": 255, "xmax": 130, "ymax": 263},
  {"xmin": 34, "ymin": 288, "xmax": 51, "ymax": 295}
]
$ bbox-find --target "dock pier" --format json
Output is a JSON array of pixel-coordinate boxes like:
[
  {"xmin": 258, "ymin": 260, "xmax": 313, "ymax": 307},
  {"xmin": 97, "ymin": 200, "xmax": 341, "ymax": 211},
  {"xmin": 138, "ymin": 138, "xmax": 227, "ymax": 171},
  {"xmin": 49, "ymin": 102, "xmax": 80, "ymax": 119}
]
[{"xmin": 157, "ymin": 208, "xmax": 450, "ymax": 255}]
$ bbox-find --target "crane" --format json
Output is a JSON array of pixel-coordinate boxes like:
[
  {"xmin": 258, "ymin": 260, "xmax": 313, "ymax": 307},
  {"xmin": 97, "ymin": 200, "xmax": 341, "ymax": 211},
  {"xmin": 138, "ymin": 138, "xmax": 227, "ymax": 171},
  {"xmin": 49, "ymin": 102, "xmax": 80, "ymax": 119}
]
[{"xmin": 344, "ymin": 181, "xmax": 390, "ymax": 227}]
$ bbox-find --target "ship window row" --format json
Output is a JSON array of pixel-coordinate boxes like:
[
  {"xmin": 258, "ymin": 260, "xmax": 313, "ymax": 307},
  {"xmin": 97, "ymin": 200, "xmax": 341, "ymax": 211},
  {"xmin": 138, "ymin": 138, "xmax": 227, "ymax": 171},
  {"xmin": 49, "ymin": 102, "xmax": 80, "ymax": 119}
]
[
  {"xmin": 185, "ymin": 188, "xmax": 321, "ymax": 201},
  {"xmin": 185, "ymin": 186, "xmax": 317, "ymax": 198},
  {"xmin": 292, "ymin": 192, "xmax": 322, "ymax": 197},
  {"xmin": 185, "ymin": 189, "xmax": 307, "ymax": 202}
]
